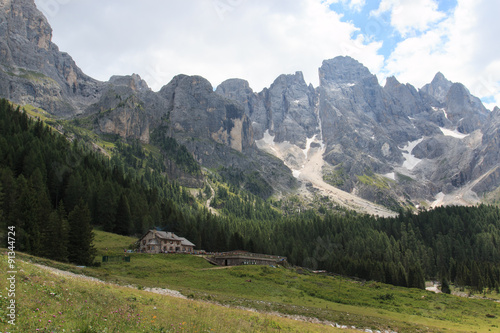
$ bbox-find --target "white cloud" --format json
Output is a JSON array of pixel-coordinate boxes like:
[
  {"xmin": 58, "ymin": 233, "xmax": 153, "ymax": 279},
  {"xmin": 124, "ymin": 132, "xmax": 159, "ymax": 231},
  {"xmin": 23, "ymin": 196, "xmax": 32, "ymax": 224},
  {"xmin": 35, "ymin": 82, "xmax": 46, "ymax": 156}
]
[
  {"xmin": 329, "ymin": 0, "xmax": 366, "ymax": 12},
  {"xmin": 380, "ymin": 0, "xmax": 500, "ymax": 109},
  {"xmin": 371, "ymin": 0, "xmax": 445, "ymax": 37},
  {"xmin": 33, "ymin": 0, "xmax": 500, "ymax": 109},
  {"xmin": 35, "ymin": 0, "xmax": 382, "ymax": 92}
]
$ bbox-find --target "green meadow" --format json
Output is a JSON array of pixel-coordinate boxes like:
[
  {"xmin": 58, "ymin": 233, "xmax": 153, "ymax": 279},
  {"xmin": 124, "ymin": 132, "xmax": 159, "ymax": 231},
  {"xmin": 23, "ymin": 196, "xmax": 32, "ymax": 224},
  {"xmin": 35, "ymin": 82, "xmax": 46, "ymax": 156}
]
[
  {"xmin": 2, "ymin": 230, "xmax": 498, "ymax": 332},
  {"xmin": 0, "ymin": 257, "xmax": 349, "ymax": 332}
]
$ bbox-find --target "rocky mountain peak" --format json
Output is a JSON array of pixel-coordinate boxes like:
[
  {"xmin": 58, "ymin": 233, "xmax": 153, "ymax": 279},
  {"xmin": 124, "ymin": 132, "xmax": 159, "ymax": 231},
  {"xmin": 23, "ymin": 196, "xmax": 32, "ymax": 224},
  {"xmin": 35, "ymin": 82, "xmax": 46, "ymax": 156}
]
[
  {"xmin": 445, "ymin": 82, "xmax": 488, "ymax": 133},
  {"xmin": 176, "ymin": 75, "xmax": 214, "ymax": 96},
  {"xmin": 0, "ymin": 0, "xmax": 53, "ymax": 67},
  {"xmin": 0, "ymin": 0, "xmax": 101, "ymax": 116},
  {"xmin": 1, "ymin": 0, "xmax": 500, "ymax": 211},
  {"xmin": 319, "ymin": 56, "xmax": 376, "ymax": 86},
  {"xmin": 109, "ymin": 74, "xmax": 150, "ymax": 92},
  {"xmin": 159, "ymin": 74, "xmax": 254, "ymax": 153},
  {"xmin": 271, "ymin": 71, "xmax": 307, "ymax": 88},
  {"xmin": 384, "ymin": 76, "xmax": 401, "ymax": 89},
  {"xmin": 215, "ymin": 78, "xmax": 254, "ymax": 103},
  {"xmin": 421, "ymin": 72, "xmax": 453, "ymax": 103}
]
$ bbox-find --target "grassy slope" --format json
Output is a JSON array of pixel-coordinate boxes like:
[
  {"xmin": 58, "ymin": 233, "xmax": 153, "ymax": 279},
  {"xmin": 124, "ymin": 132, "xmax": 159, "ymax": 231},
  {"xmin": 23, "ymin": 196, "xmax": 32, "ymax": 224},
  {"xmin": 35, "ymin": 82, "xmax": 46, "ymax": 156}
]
[
  {"xmin": 4, "ymin": 230, "xmax": 499, "ymax": 332},
  {"xmin": 0, "ymin": 257, "xmax": 347, "ymax": 333}
]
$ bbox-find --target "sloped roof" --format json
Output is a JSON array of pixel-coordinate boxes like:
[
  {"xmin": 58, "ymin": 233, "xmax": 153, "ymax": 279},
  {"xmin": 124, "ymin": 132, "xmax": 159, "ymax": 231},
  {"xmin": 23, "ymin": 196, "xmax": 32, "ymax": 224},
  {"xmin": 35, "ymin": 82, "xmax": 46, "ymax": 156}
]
[
  {"xmin": 155, "ymin": 231, "xmax": 183, "ymax": 241},
  {"xmin": 139, "ymin": 230, "xmax": 195, "ymax": 247},
  {"xmin": 180, "ymin": 238, "xmax": 195, "ymax": 247}
]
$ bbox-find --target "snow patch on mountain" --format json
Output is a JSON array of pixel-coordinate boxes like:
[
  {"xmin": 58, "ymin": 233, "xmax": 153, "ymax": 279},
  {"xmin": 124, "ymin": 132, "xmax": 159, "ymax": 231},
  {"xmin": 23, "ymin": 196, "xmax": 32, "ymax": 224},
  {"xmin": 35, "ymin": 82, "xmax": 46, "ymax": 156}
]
[
  {"xmin": 440, "ymin": 127, "xmax": 469, "ymax": 139},
  {"xmin": 401, "ymin": 138, "xmax": 424, "ymax": 170},
  {"xmin": 384, "ymin": 172, "xmax": 396, "ymax": 180}
]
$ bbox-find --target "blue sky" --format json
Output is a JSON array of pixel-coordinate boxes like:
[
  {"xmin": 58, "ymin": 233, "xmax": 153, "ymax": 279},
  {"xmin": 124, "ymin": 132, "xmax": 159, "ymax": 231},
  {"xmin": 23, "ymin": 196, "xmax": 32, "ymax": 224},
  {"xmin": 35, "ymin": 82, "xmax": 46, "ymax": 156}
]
[
  {"xmin": 330, "ymin": 0, "xmax": 458, "ymax": 58},
  {"xmin": 36, "ymin": 0, "xmax": 499, "ymax": 109},
  {"xmin": 330, "ymin": 1, "xmax": 400, "ymax": 57}
]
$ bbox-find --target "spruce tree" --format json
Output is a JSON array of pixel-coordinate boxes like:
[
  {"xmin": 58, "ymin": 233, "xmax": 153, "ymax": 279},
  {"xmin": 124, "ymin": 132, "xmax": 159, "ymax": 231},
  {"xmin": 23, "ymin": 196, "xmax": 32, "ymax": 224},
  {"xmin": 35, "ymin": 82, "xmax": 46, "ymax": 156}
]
[
  {"xmin": 95, "ymin": 180, "xmax": 117, "ymax": 231},
  {"xmin": 68, "ymin": 200, "xmax": 96, "ymax": 266},
  {"xmin": 441, "ymin": 277, "xmax": 451, "ymax": 294},
  {"xmin": 64, "ymin": 173, "xmax": 84, "ymax": 213},
  {"xmin": 41, "ymin": 204, "xmax": 69, "ymax": 262},
  {"xmin": 114, "ymin": 193, "xmax": 132, "ymax": 235},
  {"xmin": 408, "ymin": 264, "xmax": 425, "ymax": 289},
  {"xmin": 11, "ymin": 174, "xmax": 44, "ymax": 254}
]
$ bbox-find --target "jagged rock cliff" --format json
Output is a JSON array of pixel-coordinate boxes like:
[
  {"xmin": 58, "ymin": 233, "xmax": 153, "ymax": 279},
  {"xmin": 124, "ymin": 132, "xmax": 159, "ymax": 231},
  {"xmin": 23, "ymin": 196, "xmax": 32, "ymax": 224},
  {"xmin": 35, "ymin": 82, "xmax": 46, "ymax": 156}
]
[
  {"xmin": 0, "ymin": 0, "xmax": 101, "ymax": 116},
  {"xmin": 0, "ymin": 0, "xmax": 294, "ymax": 193},
  {"xmin": 217, "ymin": 71, "xmax": 318, "ymax": 147},
  {"xmin": 161, "ymin": 74, "xmax": 253, "ymax": 153},
  {"xmin": 1, "ymin": 0, "xmax": 499, "ymax": 210},
  {"xmin": 218, "ymin": 56, "xmax": 500, "ymax": 209}
]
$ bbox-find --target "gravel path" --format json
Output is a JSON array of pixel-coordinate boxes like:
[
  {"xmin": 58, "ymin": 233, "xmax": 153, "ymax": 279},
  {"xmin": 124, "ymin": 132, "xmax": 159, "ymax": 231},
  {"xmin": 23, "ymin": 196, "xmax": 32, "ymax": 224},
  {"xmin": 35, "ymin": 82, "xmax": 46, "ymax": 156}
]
[{"xmin": 32, "ymin": 262, "xmax": 186, "ymax": 299}]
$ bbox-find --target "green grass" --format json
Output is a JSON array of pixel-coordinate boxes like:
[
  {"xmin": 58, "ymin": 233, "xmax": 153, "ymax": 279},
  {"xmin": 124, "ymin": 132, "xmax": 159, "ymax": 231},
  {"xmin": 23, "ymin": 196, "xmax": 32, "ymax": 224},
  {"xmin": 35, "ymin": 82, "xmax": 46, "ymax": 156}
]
[
  {"xmin": 19, "ymin": 104, "xmax": 54, "ymax": 123},
  {"xmin": 5, "ymin": 67, "xmax": 56, "ymax": 83},
  {"xmin": 0, "ymin": 257, "xmax": 347, "ymax": 332},
  {"xmin": 396, "ymin": 173, "xmax": 415, "ymax": 183},
  {"xmin": 94, "ymin": 229, "xmax": 139, "ymax": 256},
  {"xmin": 356, "ymin": 173, "xmax": 392, "ymax": 189},
  {"xmin": 6, "ymin": 230, "xmax": 500, "ymax": 332},
  {"xmin": 322, "ymin": 165, "xmax": 346, "ymax": 187},
  {"xmin": 61, "ymin": 120, "xmax": 117, "ymax": 154}
]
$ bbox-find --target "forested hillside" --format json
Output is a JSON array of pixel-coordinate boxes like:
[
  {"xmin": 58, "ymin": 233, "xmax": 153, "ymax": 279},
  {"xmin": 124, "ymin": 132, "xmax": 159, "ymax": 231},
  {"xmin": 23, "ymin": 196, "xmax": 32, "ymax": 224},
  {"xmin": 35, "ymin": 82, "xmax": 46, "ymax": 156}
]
[
  {"xmin": 0, "ymin": 99, "xmax": 201, "ymax": 264},
  {"xmin": 1, "ymin": 99, "xmax": 499, "ymax": 292}
]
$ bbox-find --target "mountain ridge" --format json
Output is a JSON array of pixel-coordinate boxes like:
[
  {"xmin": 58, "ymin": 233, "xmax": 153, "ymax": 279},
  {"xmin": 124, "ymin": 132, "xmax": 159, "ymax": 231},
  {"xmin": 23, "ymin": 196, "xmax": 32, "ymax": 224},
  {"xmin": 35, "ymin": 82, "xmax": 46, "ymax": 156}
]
[{"xmin": 1, "ymin": 0, "xmax": 499, "ymax": 213}]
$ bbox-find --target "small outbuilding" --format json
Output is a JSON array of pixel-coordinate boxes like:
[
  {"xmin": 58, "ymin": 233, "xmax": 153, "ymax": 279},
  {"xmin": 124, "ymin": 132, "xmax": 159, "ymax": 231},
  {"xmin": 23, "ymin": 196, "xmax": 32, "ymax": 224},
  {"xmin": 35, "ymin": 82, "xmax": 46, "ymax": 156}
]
[
  {"xmin": 139, "ymin": 230, "xmax": 195, "ymax": 254},
  {"xmin": 208, "ymin": 250, "xmax": 287, "ymax": 266}
]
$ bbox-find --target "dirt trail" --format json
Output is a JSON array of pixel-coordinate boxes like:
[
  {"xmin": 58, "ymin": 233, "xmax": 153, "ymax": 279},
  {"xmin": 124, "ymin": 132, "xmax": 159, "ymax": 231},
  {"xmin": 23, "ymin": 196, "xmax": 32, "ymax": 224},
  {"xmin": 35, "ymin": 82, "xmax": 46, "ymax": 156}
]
[{"xmin": 32, "ymin": 262, "xmax": 187, "ymax": 299}]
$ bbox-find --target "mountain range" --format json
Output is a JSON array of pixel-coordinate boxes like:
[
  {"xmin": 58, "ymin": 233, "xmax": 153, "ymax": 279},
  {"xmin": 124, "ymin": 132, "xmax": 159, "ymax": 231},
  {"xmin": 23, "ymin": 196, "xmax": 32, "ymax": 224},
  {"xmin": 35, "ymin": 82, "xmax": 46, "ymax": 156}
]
[{"xmin": 1, "ymin": 0, "xmax": 499, "ymax": 216}]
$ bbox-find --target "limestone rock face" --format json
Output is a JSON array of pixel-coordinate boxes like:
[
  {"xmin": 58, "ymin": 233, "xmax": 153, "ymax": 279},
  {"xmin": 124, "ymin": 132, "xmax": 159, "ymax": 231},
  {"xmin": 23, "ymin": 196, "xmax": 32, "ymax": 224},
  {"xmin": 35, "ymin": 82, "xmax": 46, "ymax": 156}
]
[
  {"xmin": 219, "ymin": 55, "xmax": 500, "ymax": 209},
  {"xmin": 318, "ymin": 57, "xmax": 410, "ymax": 172},
  {"xmin": 0, "ymin": 0, "xmax": 101, "ymax": 116},
  {"xmin": 96, "ymin": 94, "xmax": 151, "ymax": 143},
  {"xmin": 470, "ymin": 107, "xmax": 500, "ymax": 194},
  {"xmin": 2, "ymin": 0, "xmax": 500, "ymax": 208},
  {"xmin": 84, "ymin": 74, "xmax": 170, "ymax": 143},
  {"xmin": 161, "ymin": 75, "xmax": 253, "ymax": 152},
  {"xmin": 217, "ymin": 71, "xmax": 318, "ymax": 149},
  {"xmin": 444, "ymin": 83, "xmax": 488, "ymax": 133},
  {"xmin": 421, "ymin": 72, "xmax": 453, "ymax": 103}
]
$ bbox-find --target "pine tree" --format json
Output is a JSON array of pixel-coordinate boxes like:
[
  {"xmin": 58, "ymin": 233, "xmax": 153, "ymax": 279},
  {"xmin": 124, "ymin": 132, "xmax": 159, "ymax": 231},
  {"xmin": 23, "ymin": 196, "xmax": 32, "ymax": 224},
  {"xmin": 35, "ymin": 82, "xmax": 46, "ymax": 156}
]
[
  {"xmin": 95, "ymin": 180, "xmax": 117, "ymax": 231},
  {"xmin": 41, "ymin": 203, "xmax": 69, "ymax": 262},
  {"xmin": 11, "ymin": 172, "xmax": 49, "ymax": 255},
  {"xmin": 68, "ymin": 200, "xmax": 96, "ymax": 266},
  {"xmin": 64, "ymin": 172, "xmax": 84, "ymax": 213},
  {"xmin": 441, "ymin": 277, "xmax": 451, "ymax": 294},
  {"xmin": 215, "ymin": 228, "xmax": 228, "ymax": 252},
  {"xmin": 114, "ymin": 193, "xmax": 132, "ymax": 235},
  {"xmin": 229, "ymin": 232, "xmax": 244, "ymax": 251},
  {"xmin": 397, "ymin": 262, "xmax": 408, "ymax": 287},
  {"xmin": 408, "ymin": 264, "xmax": 425, "ymax": 289}
]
